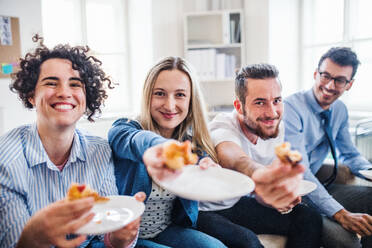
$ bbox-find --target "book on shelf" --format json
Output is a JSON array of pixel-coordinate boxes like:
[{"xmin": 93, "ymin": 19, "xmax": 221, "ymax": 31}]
[
  {"xmin": 229, "ymin": 19, "xmax": 235, "ymax": 43},
  {"xmin": 186, "ymin": 49, "xmax": 237, "ymax": 81},
  {"xmin": 222, "ymin": 12, "xmax": 230, "ymax": 44},
  {"xmin": 234, "ymin": 20, "xmax": 241, "ymax": 43}
]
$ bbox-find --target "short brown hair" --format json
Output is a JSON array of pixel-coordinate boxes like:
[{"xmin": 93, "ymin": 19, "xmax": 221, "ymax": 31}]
[{"xmin": 235, "ymin": 63, "xmax": 279, "ymax": 106}]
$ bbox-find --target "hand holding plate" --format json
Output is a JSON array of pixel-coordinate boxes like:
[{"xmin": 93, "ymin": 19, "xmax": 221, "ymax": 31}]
[
  {"xmin": 252, "ymin": 159, "xmax": 305, "ymax": 209},
  {"xmin": 17, "ymin": 198, "xmax": 95, "ymax": 248},
  {"xmin": 109, "ymin": 192, "xmax": 146, "ymax": 248},
  {"xmin": 198, "ymin": 157, "xmax": 221, "ymax": 170}
]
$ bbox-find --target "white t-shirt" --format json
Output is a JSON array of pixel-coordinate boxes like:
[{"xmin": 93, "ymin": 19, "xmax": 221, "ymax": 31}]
[{"xmin": 199, "ymin": 110, "xmax": 284, "ymax": 211}]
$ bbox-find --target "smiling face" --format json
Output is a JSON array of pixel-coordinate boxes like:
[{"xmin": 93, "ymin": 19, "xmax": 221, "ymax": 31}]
[
  {"xmin": 150, "ymin": 69, "xmax": 191, "ymax": 138},
  {"xmin": 235, "ymin": 77, "xmax": 282, "ymax": 140},
  {"xmin": 29, "ymin": 58, "xmax": 86, "ymax": 131},
  {"xmin": 313, "ymin": 58, "xmax": 354, "ymax": 109}
]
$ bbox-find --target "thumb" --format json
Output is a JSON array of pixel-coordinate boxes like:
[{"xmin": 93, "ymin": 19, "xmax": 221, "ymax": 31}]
[{"xmin": 134, "ymin": 192, "xmax": 146, "ymax": 202}]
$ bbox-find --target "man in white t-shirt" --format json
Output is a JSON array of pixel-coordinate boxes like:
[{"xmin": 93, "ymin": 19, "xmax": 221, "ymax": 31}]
[{"xmin": 197, "ymin": 64, "xmax": 323, "ymax": 248}]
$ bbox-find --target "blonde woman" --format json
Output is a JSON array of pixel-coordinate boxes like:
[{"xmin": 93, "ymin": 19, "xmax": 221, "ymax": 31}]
[{"xmin": 108, "ymin": 57, "xmax": 225, "ymax": 247}]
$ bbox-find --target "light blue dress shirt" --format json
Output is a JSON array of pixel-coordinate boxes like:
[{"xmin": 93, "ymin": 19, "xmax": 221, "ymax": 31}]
[
  {"xmin": 284, "ymin": 89, "xmax": 372, "ymax": 217},
  {"xmin": 0, "ymin": 124, "xmax": 118, "ymax": 247}
]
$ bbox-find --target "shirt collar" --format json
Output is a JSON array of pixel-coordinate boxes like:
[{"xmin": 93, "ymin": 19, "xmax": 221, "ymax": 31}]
[
  {"xmin": 25, "ymin": 124, "xmax": 87, "ymax": 168},
  {"xmin": 304, "ymin": 89, "xmax": 333, "ymax": 115},
  {"xmin": 69, "ymin": 129, "xmax": 87, "ymax": 163},
  {"xmin": 25, "ymin": 124, "xmax": 48, "ymax": 168}
]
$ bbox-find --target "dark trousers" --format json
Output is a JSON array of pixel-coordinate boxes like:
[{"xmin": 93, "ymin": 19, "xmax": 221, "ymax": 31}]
[
  {"xmin": 197, "ymin": 196, "xmax": 322, "ymax": 248},
  {"xmin": 313, "ymin": 164, "xmax": 372, "ymax": 248},
  {"xmin": 328, "ymin": 183, "xmax": 372, "ymax": 247}
]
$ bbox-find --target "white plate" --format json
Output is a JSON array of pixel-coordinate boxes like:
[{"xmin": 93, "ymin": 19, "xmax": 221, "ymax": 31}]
[
  {"xmin": 76, "ymin": 195, "xmax": 145, "ymax": 235},
  {"xmin": 359, "ymin": 170, "xmax": 372, "ymax": 180},
  {"xmin": 153, "ymin": 165, "xmax": 255, "ymax": 201},
  {"xmin": 299, "ymin": 180, "xmax": 317, "ymax": 196}
]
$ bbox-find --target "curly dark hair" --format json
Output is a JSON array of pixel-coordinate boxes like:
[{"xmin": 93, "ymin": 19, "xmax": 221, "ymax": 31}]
[{"xmin": 10, "ymin": 34, "xmax": 114, "ymax": 122}]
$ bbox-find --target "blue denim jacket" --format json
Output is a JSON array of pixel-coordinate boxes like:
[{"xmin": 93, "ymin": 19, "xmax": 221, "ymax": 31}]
[{"xmin": 108, "ymin": 118, "xmax": 198, "ymax": 227}]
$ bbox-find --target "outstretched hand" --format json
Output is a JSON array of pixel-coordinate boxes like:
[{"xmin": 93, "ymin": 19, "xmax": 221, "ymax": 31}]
[
  {"xmin": 252, "ymin": 159, "xmax": 305, "ymax": 209},
  {"xmin": 143, "ymin": 143, "xmax": 181, "ymax": 181}
]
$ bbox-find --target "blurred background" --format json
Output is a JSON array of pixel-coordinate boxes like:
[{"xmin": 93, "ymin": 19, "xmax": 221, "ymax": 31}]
[{"xmin": 0, "ymin": 0, "xmax": 371, "ymax": 139}]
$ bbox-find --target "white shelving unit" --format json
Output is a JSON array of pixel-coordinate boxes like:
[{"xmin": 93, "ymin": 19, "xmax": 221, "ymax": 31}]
[{"xmin": 184, "ymin": 10, "xmax": 245, "ymax": 83}]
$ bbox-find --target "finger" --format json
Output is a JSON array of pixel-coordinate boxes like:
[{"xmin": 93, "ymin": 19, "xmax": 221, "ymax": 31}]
[
  {"xmin": 112, "ymin": 219, "xmax": 140, "ymax": 242},
  {"xmin": 255, "ymin": 177, "xmax": 299, "ymax": 204},
  {"xmin": 277, "ymin": 197, "xmax": 300, "ymax": 212},
  {"xmin": 253, "ymin": 162, "xmax": 305, "ymax": 184},
  {"xmin": 134, "ymin": 192, "xmax": 146, "ymax": 202},
  {"xmin": 343, "ymin": 215, "xmax": 371, "ymax": 236},
  {"xmin": 272, "ymin": 180, "xmax": 300, "ymax": 201},
  {"xmin": 143, "ymin": 146, "xmax": 165, "ymax": 169},
  {"xmin": 255, "ymin": 172, "xmax": 301, "ymax": 199},
  {"xmin": 199, "ymin": 158, "xmax": 220, "ymax": 170},
  {"xmin": 112, "ymin": 230, "xmax": 138, "ymax": 243},
  {"xmin": 272, "ymin": 163, "xmax": 305, "ymax": 181},
  {"xmin": 154, "ymin": 146, "xmax": 165, "ymax": 163},
  {"xmin": 277, "ymin": 206, "xmax": 291, "ymax": 212},
  {"xmin": 289, "ymin": 196, "xmax": 301, "ymax": 208},
  {"xmin": 127, "ymin": 217, "xmax": 141, "ymax": 228},
  {"xmin": 364, "ymin": 214, "xmax": 372, "ymax": 227},
  {"xmin": 360, "ymin": 216, "xmax": 372, "ymax": 235},
  {"xmin": 45, "ymin": 198, "xmax": 94, "ymax": 226},
  {"xmin": 61, "ymin": 198, "xmax": 95, "ymax": 219},
  {"xmin": 273, "ymin": 193, "xmax": 298, "ymax": 209},
  {"xmin": 262, "ymin": 182, "xmax": 299, "ymax": 208},
  {"xmin": 62, "ymin": 197, "xmax": 95, "ymax": 211},
  {"xmin": 354, "ymin": 221, "xmax": 371, "ymax": 236},
  {"xmin": 151, "ymin": 167, "xmax": 181, "ymax": 181},
  {"xmin": 63, "ymin": 212, "xmax": 95, "ymax": 235},
  {"xmin": 198, "ymin": 158, "xmax": 209, "ymax": 170}
]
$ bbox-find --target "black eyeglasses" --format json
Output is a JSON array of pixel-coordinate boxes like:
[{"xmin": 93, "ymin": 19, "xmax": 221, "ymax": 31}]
[{"xmin": 318, "ymin": 70, "xmax": 352, "ymax": 88}]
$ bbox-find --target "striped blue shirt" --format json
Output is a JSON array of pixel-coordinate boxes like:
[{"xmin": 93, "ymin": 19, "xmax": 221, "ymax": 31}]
[{"xmin": 0, "ymin": 124, "xmax": 118, "ymax": 248}]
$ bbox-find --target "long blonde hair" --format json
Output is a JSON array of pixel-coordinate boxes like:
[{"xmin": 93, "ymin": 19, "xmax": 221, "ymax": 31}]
[{"xmin": 139, "ymin": 56, "xmax": 218, "ymax": 162}]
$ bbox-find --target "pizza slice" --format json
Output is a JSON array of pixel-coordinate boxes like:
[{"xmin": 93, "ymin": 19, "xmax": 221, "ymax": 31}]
[
  {"xmin": 67, "ymin": 183, "xmax": 109, "ymax": 203},
  {"xmin": 163, "ymin": 140, "xmax": 198, "ymax": 170},
  {"xmin": 275, "ymin": 142, "xmax": 302, "ymax": 166}
]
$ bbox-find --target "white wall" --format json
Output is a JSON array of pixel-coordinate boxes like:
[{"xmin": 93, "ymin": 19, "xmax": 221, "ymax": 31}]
[
  {"xmin": 152, "ymin": 0, "xmax": 184, "ymax": 60},
  {"xmin": 244, "ymin": 0, "xmax": 269, "ymax": 63},
  {"xmin": 127, "ymin": 0, "xmax": 154, "ymax": 114},
  {"xmin": 0, "ymin": 0, "xmax": 43, "ymax": 135},
  {"xmin": 268, "ymin": 0, "xmax": 300, "ymax": 98}
]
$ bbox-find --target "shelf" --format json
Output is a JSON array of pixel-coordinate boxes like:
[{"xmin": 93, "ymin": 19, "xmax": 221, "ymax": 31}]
[{"xmin": 184, "ymin": 10, "xmax": 244, "ymax": 106}]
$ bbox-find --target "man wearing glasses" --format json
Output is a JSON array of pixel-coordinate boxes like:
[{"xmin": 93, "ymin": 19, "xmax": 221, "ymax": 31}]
[{"xmin": 284, "ymin": 47, "xmax": 372, "ymax": 247}]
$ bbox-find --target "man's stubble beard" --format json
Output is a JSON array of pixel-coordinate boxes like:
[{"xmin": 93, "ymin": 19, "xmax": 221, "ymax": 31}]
[{"xmin": 242, "ymin": 109, "xmax": 280, "ymax": 140}]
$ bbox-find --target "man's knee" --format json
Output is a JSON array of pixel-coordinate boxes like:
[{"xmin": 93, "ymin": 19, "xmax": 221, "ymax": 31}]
[
  {"xmin": 291, "ymin": 204, "xmax": 323, "ymax": 231},
  {"xmin": 322, "ymin": 216, "xmax": 361, "ymax": 248},
  {"xmin": 316, "ymin": 164, "xmax": 355, "ymax": 184}
]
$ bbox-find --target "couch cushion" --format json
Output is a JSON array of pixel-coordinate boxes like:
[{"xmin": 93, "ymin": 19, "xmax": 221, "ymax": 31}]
[{"xmin": 258, "ymin": 234, "xmax": 286, "ymax": 248}]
